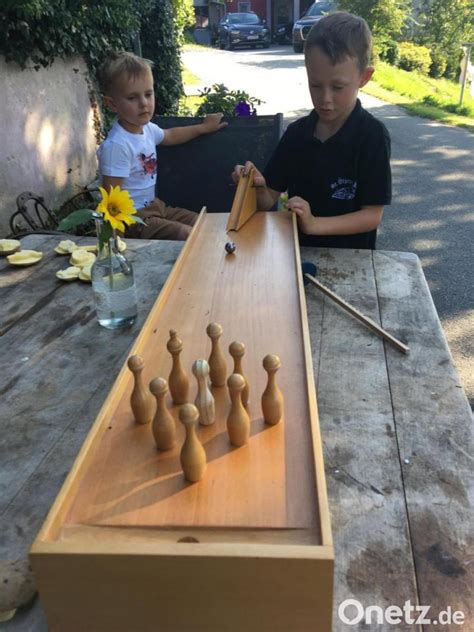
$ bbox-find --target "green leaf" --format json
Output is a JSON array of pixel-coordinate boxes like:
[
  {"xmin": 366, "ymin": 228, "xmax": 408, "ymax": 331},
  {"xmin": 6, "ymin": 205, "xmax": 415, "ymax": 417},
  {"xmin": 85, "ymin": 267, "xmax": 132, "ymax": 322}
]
[
  {"xmin": 98, "ymin": 221, "xmax": 113, "ymax": 252},
  {"xmin": 58, "ymin": 208, "xmax": 96, "ymax": 231},
  {"xmin": 132, "ymin": 216, "xmax": 146, "ymax": 225}
]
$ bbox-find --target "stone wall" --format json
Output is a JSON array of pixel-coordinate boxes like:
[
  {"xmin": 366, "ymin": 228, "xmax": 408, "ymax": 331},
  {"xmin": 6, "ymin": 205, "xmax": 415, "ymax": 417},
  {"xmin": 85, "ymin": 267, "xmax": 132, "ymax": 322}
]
[{"xmin": 0, "ymin": 56, "xmax": 98, "ymax": 237}]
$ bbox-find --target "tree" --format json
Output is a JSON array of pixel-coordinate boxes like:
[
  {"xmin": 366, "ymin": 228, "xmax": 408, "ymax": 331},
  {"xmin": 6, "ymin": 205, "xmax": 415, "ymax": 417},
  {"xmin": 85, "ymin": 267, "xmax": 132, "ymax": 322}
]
[
  {"xmin": 415, "ymin": 0, "xmax": 474, "ymax": 79},
  {"xmin": 140, "ymin": 0, "xmax": 183, "ymax": 115},
  {"xmin": 171, "ymin": 0, "xmax": 195, "ymax": 48},
  {"xmin": 337, "ymin": 0, "xmax": 411, "ymax": 53}
]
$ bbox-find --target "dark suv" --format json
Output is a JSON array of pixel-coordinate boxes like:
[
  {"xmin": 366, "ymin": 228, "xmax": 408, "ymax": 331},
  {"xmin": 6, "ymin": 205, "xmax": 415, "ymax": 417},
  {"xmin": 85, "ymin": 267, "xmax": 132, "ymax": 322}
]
[
  {"xmin": 218, "ymin": 12, "xmax": 271, "ymax": 50},
  {"xmin": 292, "ymin": 1, "xmax": 337, "ymax": 53}
]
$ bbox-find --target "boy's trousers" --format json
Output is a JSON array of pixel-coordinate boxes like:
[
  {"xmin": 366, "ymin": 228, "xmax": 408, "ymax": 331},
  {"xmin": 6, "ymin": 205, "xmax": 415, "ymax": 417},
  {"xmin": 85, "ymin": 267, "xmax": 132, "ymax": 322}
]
[{"xmin": 125, "ymin": 198, "xmax": 197, "ymax": 241}]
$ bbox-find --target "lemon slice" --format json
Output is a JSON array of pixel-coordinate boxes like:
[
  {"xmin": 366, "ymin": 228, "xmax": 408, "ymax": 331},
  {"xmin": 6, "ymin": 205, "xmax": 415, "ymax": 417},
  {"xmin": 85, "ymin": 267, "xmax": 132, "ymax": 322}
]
[
  {"xmin": 0, "ymin": 239, "xmax": 21, "ymax": 255},
  {"xmin": 69, "ymin": 249, "xmax": 96, "ymax": 268},
  {"xmin": 7, "ymin": 250, "xmax": 43, "ymax": 266},
  {"xmin": 78, "ymin": 264, "xmax": 93, "ymax": 282},
  {"xmin": 54, "ymin": 239, "xmax": 78, "ymax": 255},
  {"xmin": 56, "ymin": 266, "xmax": 81, "ymax": 281},
  {"xmin": 81, "ymin": 244, "xmax": 98, "ymax": 253}
]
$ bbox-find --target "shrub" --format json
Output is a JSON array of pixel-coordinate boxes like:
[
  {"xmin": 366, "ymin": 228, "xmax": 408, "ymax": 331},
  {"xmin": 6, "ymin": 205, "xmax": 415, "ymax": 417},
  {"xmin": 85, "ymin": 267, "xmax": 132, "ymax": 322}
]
[
  {"xmin": 398, "ymin": 42, "xmax": 432, "ymax": 75},
  {"xmin": 375, "ymin": 38, "xmax": 400, "ymax": 65},
  {"xmin": 195, "ymin": 84, "xmax": 263, "ymax": 117},
  {"xmin": 429, "ymin": 47, "xmax": 448, "ymax": 78}
]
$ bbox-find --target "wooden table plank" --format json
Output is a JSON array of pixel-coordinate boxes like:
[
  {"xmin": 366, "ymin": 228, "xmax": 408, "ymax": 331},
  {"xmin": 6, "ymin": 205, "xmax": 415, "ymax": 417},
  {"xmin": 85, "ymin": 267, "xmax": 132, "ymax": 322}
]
[
  {"xmin": 0, "ymin": 236, "xmax": 183, "ymax": 548},
  {"xmin": 301, "ymin": 248, "xmax": 420, "ymax": 631},
  {"xmin": 373, "ymin": 251, "xmax": 473, "ymax": 631}
]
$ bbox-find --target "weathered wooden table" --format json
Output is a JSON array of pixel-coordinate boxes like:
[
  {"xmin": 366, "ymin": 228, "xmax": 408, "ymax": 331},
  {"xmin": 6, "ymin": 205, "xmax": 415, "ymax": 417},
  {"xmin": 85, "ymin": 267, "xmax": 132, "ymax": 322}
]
[{"xmin": 0, "ymin": 234, "xmax": 471, "ymax": 631}]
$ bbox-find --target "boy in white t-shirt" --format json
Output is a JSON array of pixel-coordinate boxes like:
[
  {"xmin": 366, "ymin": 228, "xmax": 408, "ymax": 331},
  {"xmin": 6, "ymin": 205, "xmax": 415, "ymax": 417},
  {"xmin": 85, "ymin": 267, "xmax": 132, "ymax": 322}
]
[{"xmin": 97, "ymin": 51, "xmax": 226, "ymax": 240}]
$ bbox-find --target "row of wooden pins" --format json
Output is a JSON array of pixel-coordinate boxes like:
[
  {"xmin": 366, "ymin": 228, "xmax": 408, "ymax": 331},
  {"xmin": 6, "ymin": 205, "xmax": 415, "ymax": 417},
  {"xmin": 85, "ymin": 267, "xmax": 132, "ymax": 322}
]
[{"xmin": 127, "ymin": 326, "xmax": 284, "ymax": 482}]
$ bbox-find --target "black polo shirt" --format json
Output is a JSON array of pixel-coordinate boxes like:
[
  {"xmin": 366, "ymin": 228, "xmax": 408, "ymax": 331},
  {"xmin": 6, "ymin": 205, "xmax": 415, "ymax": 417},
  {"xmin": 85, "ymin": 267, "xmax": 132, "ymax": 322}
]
[{"xmin": 263, "ymin": 99, "xmax": 391, "ymax": 249}]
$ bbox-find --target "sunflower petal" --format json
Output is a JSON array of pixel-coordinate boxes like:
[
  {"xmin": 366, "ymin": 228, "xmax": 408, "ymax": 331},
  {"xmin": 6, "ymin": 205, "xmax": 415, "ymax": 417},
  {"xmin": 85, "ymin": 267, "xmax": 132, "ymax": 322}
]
[{"xmin": 98, "ymin": 186, "xmax": 109, "ymax": 200}]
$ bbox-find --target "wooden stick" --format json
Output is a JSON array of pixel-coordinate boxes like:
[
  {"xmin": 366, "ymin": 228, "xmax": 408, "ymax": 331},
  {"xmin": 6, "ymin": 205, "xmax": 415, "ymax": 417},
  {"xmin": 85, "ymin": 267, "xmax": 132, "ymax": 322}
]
[{"xmin": 304, "ymin": 272, "xmax": 409, "ymax": 355}]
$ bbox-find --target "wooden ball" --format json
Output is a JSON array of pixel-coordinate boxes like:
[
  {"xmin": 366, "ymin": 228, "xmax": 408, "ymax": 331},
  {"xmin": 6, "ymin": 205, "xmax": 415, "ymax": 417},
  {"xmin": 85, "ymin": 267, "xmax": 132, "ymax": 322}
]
[
  {"xmin": 263, "ymin": 354, "xmax": 281, "ymax": 372},
  {"xmin": 149, "ymin": 377, "xmax": 168, "ymax": 396},
  {"xmin": 127, "ymin": 355, "xmax": 145, "ymax": 371},
  {"xmin": 206, "ymin": 322, "xmax": 223, "ymax": 338},
  {"xmin": 192, "ymin": 359, "xmax": 210, "ymax": 378},
  {"xmin": 229, "ymin": 341, "xmax": 245, "ymax": 357},
  {"xmin": 167, "ymin": 329, "xmax": 183, "ymax": 353},
  {"xmin": 179, "ymin": 403, "xmax": 199, "ymax": 425},
  {"xmin": 227, "ymin": 373, "xmax": 245, "ymax": 391}
]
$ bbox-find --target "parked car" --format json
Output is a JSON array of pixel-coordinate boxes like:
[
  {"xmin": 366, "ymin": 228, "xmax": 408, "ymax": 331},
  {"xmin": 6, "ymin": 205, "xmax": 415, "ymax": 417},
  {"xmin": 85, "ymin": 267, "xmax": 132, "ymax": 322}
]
[
  {"xmin": 292, "ymin": 1, "xmax": 337, "ymax": 53},
  {"xmin": 218, "ymin": 12, "xmax": 271, "ymax": 50},
  {"xmin": 274, "ymin": 22, "xmax": 292, "ymax": 45}
]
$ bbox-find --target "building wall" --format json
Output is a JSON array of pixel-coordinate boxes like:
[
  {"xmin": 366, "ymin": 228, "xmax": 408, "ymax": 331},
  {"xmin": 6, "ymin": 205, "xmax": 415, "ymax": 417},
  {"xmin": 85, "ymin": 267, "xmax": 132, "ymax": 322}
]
[
  {"xmin": 225, "ymin": 0, "xmax": 268, "ymax": 20},
  {"xmin": 0, "ymin": 56, "xmax": 98, "ymax": 237}
]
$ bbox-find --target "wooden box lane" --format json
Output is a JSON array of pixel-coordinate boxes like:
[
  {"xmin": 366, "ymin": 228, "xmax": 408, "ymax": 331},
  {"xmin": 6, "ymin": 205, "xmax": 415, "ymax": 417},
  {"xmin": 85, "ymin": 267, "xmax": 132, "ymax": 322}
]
[{"xmin": 30, "ymin": 211, "xmax": 334, "ymax": 632}]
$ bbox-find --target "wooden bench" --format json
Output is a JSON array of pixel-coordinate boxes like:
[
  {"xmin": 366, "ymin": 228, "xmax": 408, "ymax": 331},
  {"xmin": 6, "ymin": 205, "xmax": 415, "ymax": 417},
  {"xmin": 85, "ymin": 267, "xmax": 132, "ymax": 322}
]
[{"xmin": 154, "ymin": 114, "xmax": 283, "ymax": 213}]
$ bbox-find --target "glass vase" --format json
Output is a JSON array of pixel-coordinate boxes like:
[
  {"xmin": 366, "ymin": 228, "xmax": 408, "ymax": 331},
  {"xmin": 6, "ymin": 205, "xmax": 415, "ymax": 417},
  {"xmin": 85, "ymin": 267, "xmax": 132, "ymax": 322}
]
[{"xmin": 91, "ymin": 221, "xmax": 138, "ymax": 329}]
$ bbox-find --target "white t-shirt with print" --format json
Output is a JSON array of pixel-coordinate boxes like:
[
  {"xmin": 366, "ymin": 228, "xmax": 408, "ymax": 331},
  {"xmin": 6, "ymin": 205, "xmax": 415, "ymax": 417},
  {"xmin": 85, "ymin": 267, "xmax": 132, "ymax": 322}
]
[{"xmin": 97, "ymin": 121, "xmax": 165, "ymax": 209}]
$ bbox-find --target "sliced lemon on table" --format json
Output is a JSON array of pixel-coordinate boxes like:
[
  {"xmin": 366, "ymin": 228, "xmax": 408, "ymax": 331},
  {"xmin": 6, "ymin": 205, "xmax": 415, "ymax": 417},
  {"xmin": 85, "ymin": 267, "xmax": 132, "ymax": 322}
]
[
  {"xmin": 81, "ymin": 244, "xmax": 98, "ymax": 253},
  {"xmin": 7, "ymin": 250, "xmax": 43, "ymax": 266},
  {"xmin": 0, "ymin": 239, "xmax": 21, "ymax": 255},
  {"xmin": 69, "ymin": 249, "xmax": 96, "ymax": 268},
  {"xmin": 117, "ymin": 237, "xmax": 126, "ymax": 252},
  {"xmin": 54, "ymin": 239, "xmax": 78, "ymax": 255},
  {"xmin": 78, "ymin": 264, "xmax": 93, "ymax": 282},
  {"xmin": 56, "ymin": 266, "xmax": 81, "ymax": 281}
]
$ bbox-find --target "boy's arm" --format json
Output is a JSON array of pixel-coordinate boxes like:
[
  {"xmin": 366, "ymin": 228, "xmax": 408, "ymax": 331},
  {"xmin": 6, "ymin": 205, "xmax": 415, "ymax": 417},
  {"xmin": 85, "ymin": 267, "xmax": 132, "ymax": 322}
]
[
  {"xmin": 286, "ymin": 196, "xmax": 384, "ymax": 235},
  {"xmin": 161, "ymin": 113, "xmax": 227, "ymax": 146},
  {"xmin": 101, "ymin": 175, "xmax": 126, "ymax": 192}
]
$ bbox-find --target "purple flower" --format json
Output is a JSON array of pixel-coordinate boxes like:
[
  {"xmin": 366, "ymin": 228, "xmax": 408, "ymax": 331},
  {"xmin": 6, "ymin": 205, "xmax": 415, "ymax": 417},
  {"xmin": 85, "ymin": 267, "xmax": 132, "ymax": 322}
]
[{"xmin": 235, "ymin": 101, "xmax": 255, "ymax": 117}]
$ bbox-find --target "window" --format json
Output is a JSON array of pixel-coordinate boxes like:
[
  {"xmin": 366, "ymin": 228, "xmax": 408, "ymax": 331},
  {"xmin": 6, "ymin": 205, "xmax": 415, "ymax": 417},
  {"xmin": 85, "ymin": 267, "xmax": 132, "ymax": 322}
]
[{"xmin": 238, "ymin": 2, "xmax": 251, "ymax": 11}]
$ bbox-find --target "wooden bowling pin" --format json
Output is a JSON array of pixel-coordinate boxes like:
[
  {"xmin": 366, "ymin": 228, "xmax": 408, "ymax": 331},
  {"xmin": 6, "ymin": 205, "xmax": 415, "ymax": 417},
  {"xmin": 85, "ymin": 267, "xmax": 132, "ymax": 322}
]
[
  {"xmin": 179, "ymin": 403, "xmax": 207, "ymax": 482},
  {"xmin": 227, "ymin": 373, "xmax": 250, "ymax": 447},
  {"xmin": 166, "ymin": 329, "xmax": 189, "ymax": 405},
  {"xmin": 261, "ymin": 354, "xmax": 284, "ymax": 426},
  {"xmin": 192, "ymin": 359, "xmax": 215, "ymax": 426},
  {"xmin": 229, "ymin": 341, "xmax": 249, "ymax": 407},
  {"xmin": 149, "ymin": 377, "xmax": 176, "ymax": 450},
  {"xmin": 127, "ymin": 355, "xmax": 155, "ymax": 424},
  {"xmin": 206, "ymin": 322, "xmax": 227, "ymax": 386}
]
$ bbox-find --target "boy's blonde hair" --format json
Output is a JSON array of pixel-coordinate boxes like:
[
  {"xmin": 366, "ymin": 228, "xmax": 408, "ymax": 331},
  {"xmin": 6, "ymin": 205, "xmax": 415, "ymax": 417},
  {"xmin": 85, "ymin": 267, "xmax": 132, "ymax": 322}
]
[
  {"xmin": 305, "ymin": 12, "xmax": 372, "ymax": 71},
  {"xmin": 99, "ymin": 51, "xmax": 154, "ymax": 95}
]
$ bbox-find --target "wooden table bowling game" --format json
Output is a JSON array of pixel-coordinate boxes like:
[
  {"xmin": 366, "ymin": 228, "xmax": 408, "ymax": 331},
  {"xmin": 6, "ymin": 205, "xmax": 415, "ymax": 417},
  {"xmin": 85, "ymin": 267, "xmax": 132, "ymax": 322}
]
[{"xmin": 30, "ymin": 211, "xmax": 334, "ymax": 631}]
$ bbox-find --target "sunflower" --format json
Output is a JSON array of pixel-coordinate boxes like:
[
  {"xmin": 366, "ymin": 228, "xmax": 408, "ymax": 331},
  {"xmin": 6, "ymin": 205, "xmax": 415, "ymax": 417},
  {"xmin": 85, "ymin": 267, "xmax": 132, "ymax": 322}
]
[{"xmin": 97, "ymin": 186, "xmax": 138, "ymax": 232}]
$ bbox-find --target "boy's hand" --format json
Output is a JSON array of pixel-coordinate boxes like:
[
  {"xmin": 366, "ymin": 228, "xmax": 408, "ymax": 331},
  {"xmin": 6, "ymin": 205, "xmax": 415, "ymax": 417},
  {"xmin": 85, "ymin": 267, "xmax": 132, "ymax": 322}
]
[
  {"xmin": 232, "ymin": 161, "xmax": 266, "ymax": 188},
  {"xmin": 285, "ymin": 196, "xmax": 316, "ymax": 234},
  {"xmin": 202, "ymin": 113, "xmax": 228, "ymax": 133}
]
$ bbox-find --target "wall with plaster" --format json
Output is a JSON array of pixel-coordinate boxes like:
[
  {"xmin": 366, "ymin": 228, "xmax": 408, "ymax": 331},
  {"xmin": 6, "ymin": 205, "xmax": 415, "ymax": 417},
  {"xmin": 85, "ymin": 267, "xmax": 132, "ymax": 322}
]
[{"xmin": 0, "ymin": 56, "xmax": 98, "ymax": 236}]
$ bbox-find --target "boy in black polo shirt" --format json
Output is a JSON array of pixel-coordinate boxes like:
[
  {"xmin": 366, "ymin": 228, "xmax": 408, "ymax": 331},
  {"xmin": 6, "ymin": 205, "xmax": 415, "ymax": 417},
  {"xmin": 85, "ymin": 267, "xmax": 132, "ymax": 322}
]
[{"xmin": 233, "ymin": 12, "xmax": 391, "ymax": 249}]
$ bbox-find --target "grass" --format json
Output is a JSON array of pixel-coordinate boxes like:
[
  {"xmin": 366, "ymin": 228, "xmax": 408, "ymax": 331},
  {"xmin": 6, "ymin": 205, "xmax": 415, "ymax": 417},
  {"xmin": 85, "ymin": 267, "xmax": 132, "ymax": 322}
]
[
  {"xmin": 363, "ymin": 61, "xmax": 474, "ymax": 132},
  {"xmin": 182, "ymin": 66, "xmax": 201, "ymax": 87}
]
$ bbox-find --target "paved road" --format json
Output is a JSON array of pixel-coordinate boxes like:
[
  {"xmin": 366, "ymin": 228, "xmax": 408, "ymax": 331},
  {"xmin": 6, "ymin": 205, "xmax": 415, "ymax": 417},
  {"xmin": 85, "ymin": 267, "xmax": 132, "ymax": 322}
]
[{"xmin": 183, "ymin": 44, "xmax": 474, "ymax": 404}]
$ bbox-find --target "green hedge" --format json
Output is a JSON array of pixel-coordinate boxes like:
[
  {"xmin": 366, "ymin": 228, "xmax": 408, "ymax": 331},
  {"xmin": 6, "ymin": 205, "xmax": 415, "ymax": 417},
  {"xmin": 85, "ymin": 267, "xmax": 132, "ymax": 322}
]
[
  {"xmin": 398, "ymin": 42, "xmax": 432, "ymax": 75},
  {"xmin": 0, "ymin": 0, "xmax": 189, "ymax": 118},
  {"xmin": 0, "ymin": 0, "xmax": 149, "ymax": 73},
  {"xmin": 140, "ymin": 1, "xmax": 183, "ymax": 115}
]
